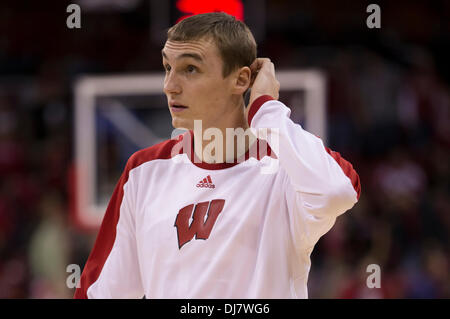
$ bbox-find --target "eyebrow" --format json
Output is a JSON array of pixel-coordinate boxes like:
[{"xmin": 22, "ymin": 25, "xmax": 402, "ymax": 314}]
[{"xmin": 161, "ymin": 50, "xmax": 204, "ymax": 63}]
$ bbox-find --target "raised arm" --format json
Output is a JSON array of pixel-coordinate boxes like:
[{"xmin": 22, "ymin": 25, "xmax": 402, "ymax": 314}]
[{"xmin": 247, "ymin": 58, "xmax": 360, "ymax": 250}]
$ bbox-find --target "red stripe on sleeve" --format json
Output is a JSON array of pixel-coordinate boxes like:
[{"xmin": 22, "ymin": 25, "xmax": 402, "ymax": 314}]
[
  {"xmin": 73, "ymin": 168, "xmax": 129, "ymax": 299},
  {"xmin": 247, "ymin": 95, "xmax": 275, "ymax": 127},
  {"xmin": 324, "ymin": 146, "xmax": 361, "ymax": 200},
  {"xmin": 73, "ymin": 136, "xmax": 182, "ymax": 299}
]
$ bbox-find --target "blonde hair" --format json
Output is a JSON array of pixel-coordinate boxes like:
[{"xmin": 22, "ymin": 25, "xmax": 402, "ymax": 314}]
[{"xmin": 167, "ymin": 12, "xmax": 257, "ymax": 77}]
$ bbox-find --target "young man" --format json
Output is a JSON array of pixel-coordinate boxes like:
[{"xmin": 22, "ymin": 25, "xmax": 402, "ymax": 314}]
[{"xmin": 74, "ymin": 12, "xmax": 360, "ymax": 299}]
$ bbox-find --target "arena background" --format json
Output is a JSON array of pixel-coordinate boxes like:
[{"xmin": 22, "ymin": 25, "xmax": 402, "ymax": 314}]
[{"xmin": 0, "ymin": 0, "xmax": 449, "ymax": 298}]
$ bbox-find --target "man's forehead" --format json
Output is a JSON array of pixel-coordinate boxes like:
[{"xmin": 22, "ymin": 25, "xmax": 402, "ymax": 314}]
[{"xmin": 162, "ymin": 39, "xmax": 217, "ymax": 59}]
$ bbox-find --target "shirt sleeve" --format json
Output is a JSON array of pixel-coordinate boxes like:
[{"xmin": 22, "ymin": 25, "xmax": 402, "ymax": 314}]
[
  {"xmin": 248, "ymin": 95, "xmax": 361, "ymax": 251},
  {"xmin": 73, "ymin": 158, "xmax": 144, "ymax": 299}
]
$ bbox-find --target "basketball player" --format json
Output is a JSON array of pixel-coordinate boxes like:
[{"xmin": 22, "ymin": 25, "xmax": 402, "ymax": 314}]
[{"xmin": 74, "ymin": 12, "xmax": 360, "ymax": 299}]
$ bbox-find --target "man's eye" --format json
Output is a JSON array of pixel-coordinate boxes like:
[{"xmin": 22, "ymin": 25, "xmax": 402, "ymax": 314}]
[
  {"xmin": 164, "ymin": 65, "xmax": 171, "ymax": 72},
  {"xmin": 186, "ymin": 65, "xmax": 197, "ymax": 73}
]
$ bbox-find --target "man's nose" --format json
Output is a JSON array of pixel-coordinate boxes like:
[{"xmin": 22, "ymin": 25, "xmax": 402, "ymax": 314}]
[{"xmin": 163, "ymin": 72, "xmax": 182, "ymax": 95}]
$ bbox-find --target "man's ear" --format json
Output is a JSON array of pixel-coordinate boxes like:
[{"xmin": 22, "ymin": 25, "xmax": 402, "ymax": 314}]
[{"xmin": 232, "ymin": 66, "xmax": 251, "ymax": 95}]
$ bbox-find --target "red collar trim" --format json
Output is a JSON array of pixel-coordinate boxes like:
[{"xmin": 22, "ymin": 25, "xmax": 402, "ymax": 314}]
[{"xmin": 179, "ymin": 130, "xmax": 276, "ymax": 170}]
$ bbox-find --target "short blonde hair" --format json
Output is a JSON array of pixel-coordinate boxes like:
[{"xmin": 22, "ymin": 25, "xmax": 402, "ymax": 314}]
[{"xmin": 167, "ymin": 12, "xmax": 257, "ymax": 77}]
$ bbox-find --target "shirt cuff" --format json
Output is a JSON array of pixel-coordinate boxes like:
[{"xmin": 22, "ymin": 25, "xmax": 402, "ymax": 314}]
[{"xmin": 247, "ymin": 95, "xmax": 275, "ymax": 127}]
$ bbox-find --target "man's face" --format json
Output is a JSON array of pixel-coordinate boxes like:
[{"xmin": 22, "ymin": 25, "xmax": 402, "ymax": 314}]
[{"xmin": 162, "ymin": 38, "xmax": 237, "ymax": 130}]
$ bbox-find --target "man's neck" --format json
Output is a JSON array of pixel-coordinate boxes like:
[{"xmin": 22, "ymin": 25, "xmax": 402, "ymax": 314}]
[{"xmin": 193, "ymin": 102, "xmax": 256, "ymax": 164}]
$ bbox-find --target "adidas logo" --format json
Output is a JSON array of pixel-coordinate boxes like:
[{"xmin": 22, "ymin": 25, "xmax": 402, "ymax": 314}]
[{"xmin": 196, "ymin": 175, "xmax": 215, "ymax": 189}]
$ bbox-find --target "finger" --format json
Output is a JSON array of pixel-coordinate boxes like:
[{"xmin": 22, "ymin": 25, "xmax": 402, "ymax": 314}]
[
  {"xmin": 252, "ymin": 58, "xmax": 270, "ymax": 71},
  {"xmin": 258, "ymin": 58, "xmax": 271, "ymax": 70},
  {"xmin": 249, "ymin": 59, "xmax": 263, "ymax": 86},
  {"xmin": 250, "ymin": 58, "xmax": 270, "ymax": 80},
  {"xmin": 249, "ymin": 60, "xmax": 258, "ymax": 83},
  {"xmin": 249, "ymin": 59, "xmax": 258, "ymax": 72},
  {"xmin": 269, "ymin": 61, "xmax": 276, "ymax": 76}
]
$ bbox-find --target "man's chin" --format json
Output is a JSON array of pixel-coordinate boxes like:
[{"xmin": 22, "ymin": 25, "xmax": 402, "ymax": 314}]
[{"xmin": 172, "ymin": 118, "xmax": 193, "ymax": 131}]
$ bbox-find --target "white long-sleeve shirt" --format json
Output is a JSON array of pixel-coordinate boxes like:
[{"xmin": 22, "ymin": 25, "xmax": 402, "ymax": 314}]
[{"xmin": 74, "ymin": 95, "xmax": 361, "ymax": 299}]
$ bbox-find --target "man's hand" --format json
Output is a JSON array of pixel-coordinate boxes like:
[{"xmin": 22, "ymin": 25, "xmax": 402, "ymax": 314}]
[{"xmin": 248, "ymin": 58, "xmax": 280, "ymax": 109}]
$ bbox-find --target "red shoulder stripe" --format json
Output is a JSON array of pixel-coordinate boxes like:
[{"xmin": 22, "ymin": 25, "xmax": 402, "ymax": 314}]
[
  {"xmin": 324, "ymin": 146, "xmax": 361, "ymax": 200},
  {"xmin": 73, "ymin": 136, "xmax": 183, "ymax": 298}
]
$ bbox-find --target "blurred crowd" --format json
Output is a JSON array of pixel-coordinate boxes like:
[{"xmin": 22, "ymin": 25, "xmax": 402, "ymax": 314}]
[{"xmin": 0, "ymin": 0, "xmax": 448, "ymax": 298}]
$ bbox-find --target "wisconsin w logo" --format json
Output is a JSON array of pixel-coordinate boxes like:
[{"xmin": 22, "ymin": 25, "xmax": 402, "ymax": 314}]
[{"xmin": 174, "ymin": 199, "xmax": 225, "ymax": 249}]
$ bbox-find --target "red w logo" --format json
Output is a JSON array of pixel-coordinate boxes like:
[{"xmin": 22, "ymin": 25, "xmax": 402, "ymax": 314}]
[{"xmin": 174, "ymin": 199, "xmax": 225, "ymax": 249}]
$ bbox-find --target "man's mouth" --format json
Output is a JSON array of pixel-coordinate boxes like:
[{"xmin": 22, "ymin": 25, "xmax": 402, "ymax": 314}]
[{"xmin": 170, "ymin": 102, "xmax": 188, "ymax": 113}]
